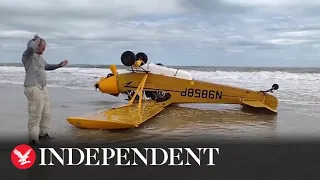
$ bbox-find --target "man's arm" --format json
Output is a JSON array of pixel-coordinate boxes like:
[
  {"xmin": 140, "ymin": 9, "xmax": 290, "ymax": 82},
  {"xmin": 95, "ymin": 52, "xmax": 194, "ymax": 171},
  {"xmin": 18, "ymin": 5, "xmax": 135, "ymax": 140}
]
[
  {"xmin": 23, "ymin": 38, "xmax": 41, "ymax": 57},
  {"xmin": 45, "ymin": 62, "xmax": 62, "ymax": 71}
]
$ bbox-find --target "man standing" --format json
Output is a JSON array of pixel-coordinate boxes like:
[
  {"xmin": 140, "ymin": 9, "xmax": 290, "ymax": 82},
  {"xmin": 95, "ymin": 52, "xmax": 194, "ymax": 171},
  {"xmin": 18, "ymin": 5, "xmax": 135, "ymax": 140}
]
[{"xmin": 21, "ymin": 34, "xmax": 68, "ymax": 145}]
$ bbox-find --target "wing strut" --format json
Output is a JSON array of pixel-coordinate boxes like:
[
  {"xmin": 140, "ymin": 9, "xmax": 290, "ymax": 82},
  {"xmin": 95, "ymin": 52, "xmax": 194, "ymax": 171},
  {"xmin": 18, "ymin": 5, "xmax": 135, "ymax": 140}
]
[{"xmin": 126, "ymin": 74, "xmax": 149, "ymax": 112}]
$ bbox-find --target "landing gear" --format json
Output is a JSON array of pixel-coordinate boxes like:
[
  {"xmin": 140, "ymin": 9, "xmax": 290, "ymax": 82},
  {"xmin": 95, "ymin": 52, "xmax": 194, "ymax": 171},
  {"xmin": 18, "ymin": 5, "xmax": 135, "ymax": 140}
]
[{"xmin": 121, "ymin": 51, "xmax": 148, "ymax": 66}]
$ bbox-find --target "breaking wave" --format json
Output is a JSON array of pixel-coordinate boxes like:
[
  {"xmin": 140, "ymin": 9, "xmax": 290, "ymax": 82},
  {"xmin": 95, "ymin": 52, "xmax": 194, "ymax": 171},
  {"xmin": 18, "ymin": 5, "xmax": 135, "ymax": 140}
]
[{"xmin": 1, "ymin": 66, "xmax": 319, "ymax": 104}]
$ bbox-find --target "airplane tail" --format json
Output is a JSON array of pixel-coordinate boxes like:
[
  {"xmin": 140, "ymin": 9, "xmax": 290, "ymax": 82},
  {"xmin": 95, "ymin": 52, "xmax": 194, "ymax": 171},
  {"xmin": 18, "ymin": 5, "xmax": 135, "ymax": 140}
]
[{"xmin": 240, "ymin": 93, "xmax": 278, "ymax": 113}]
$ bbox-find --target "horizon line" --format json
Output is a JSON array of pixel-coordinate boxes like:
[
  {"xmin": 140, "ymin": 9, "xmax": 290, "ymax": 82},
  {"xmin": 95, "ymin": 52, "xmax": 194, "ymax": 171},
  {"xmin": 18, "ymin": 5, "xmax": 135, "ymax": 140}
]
[{"xmin": 0, "ymin": 62, "xmax": 320, "ymax": 69}]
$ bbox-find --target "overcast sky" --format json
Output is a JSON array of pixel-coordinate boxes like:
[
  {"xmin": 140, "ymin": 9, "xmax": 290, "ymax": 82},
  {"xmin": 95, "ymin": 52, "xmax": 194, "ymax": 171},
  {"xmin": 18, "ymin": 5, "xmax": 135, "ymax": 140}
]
[{"xmin": 1, "ymin": 0, "xmax": 320, "ymax": 67}]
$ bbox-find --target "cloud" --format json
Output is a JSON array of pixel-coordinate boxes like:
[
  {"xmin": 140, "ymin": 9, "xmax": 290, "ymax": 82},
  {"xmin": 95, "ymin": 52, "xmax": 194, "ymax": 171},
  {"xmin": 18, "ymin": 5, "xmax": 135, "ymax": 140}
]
[
  {"xmin": 0, "ymin": 0, "xmax": 320, "ymax": 67},
  {"xmin": 178, "ymin": 0, "xmax": 249, "ymax": 14}
]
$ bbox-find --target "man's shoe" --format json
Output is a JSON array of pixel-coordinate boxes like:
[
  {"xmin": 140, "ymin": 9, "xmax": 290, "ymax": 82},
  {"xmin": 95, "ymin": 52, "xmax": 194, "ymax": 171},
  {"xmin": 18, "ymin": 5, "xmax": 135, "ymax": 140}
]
[
  {"xmin": 39, "ymin": 133, "xmax": 51, "ymax": 139},
  {"xmin": 29, "ymin": 140, "xmax": 39, "ymax": 146}
]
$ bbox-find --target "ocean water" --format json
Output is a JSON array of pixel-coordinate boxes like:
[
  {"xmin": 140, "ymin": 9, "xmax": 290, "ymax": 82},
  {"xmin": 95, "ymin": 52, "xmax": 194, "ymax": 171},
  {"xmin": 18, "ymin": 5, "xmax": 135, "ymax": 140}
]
[
  {"xmin": 0, "ymin": 64, "xmax": 320, "ymax": 142},
  {"xmin": 1, "ymin": 64, "xmax": 319, "ymax": 105}
]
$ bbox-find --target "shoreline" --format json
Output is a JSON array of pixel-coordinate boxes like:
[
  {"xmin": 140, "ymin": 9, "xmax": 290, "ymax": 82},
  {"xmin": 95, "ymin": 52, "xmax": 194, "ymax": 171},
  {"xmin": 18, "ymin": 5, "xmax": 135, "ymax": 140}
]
[{"xmin": 1, "ymin": 83, "xmax": 320, "ymax": 146}]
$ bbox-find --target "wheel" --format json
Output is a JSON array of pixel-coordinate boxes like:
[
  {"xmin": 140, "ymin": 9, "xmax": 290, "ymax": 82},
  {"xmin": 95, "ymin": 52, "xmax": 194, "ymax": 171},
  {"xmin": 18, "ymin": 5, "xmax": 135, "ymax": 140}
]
[
  {"xmin": 135, "ymin": 52, "xmax": 148, "ymax": 65},
  {"xmin": 121, "ymin": 51, "xmax": 136, "ymax": 66},
  {"xmin": 272, "ymin": 84, "xmax": 279, "ymax": 90}
]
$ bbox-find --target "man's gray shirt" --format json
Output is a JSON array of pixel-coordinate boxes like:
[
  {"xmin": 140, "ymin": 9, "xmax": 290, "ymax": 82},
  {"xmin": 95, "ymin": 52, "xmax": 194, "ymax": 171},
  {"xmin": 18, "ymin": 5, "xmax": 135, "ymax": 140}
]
[{"xmin": 21, "ymin": 39, "xmax": 60, "ymax": 87}]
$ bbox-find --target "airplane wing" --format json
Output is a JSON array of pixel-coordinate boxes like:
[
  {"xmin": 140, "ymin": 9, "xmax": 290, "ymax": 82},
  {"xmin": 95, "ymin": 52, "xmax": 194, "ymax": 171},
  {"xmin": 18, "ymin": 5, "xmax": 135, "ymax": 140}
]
[{"xmin": 67, "ymin": 100, "xmax": 172, "ymax": 129}]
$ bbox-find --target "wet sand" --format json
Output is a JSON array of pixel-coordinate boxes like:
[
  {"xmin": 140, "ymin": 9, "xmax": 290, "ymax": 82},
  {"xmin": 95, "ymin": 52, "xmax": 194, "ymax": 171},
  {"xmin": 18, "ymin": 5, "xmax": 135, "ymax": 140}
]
[
  {"xmin": 1, "ymin": 83, "xmax": 320, "ymax": 145},
  {"xmin": 2, "ymin": 83, "xmax": 320, "ymax": 180}
]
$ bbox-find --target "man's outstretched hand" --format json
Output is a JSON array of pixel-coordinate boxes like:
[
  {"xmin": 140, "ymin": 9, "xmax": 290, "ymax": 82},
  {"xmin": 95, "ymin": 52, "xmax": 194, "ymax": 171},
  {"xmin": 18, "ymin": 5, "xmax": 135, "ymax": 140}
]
[{"xmin": 59, "ymin": 60, "xmax": 68, "ymax": 67}]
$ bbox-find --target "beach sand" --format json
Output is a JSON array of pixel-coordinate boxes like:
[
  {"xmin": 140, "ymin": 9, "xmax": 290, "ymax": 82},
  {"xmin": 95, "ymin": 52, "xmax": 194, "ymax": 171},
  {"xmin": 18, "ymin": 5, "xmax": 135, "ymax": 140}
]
[
  {"xmin": 1, "ymin": 70, "xmax": 320, "ymax": 179},
  {"xmin": 1, "ymin": 82, "xmax": 320, "ymax": 145}
]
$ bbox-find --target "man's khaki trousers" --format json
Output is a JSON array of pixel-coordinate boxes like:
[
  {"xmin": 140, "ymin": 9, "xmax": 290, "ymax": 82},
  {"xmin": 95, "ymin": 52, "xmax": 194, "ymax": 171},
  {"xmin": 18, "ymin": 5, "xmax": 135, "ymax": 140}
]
[{"xmin": 24, "ymin": 85, "xmax": 51, "ymax": 144}]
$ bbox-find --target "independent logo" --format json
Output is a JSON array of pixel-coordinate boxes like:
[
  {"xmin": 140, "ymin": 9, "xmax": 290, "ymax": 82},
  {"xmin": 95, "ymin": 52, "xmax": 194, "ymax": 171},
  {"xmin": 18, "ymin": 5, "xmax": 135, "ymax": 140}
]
[{"xmin": 11, "ymin": 144, "xmax": 36, "ymax": 169}]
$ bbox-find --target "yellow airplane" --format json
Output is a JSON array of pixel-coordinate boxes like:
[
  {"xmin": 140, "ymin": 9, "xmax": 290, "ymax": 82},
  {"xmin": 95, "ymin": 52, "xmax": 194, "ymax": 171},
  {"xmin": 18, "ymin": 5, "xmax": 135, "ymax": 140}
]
[{"xmin": 66, "ymin": 51, "xmax": 279, "ymax": 130}]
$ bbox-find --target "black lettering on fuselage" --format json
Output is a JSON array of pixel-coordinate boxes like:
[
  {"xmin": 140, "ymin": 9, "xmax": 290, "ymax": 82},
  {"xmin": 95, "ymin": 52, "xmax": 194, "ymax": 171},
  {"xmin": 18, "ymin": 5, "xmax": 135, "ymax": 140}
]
[{"xmin": 180, "ymin": 88, "xmax": 223, "ymax": 99}]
